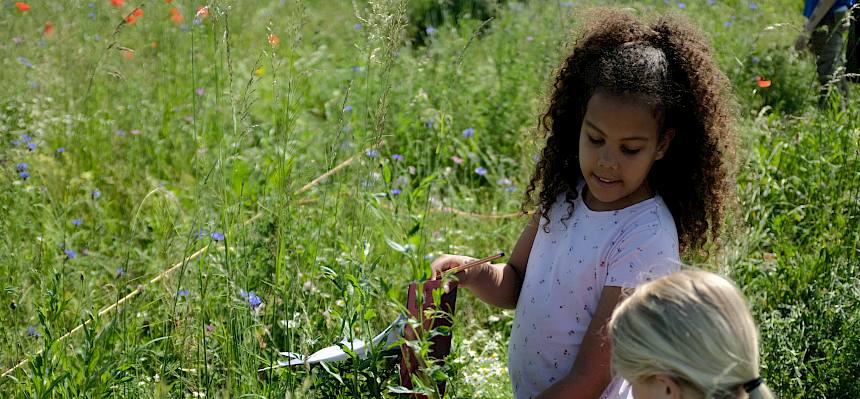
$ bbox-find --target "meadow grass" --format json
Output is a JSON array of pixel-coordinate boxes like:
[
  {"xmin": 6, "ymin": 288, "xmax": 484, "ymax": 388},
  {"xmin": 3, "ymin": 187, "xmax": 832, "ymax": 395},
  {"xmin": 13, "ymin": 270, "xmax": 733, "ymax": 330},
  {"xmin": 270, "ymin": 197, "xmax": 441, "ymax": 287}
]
[{"xmin": 1, "ymin": 0, "xmax": 858, "ymax": 397}]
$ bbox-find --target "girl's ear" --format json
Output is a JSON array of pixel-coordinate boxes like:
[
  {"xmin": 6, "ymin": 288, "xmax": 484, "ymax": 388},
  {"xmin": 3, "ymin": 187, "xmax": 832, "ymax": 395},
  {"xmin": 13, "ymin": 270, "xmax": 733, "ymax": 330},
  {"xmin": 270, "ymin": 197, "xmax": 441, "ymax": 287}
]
[
  {"xmin": 655, "ymin": 128, "xmax": 676, "ymax": 160},
  {"xmin": 654, "ymin": 374, "xmax": 684, "ymax": 399}
]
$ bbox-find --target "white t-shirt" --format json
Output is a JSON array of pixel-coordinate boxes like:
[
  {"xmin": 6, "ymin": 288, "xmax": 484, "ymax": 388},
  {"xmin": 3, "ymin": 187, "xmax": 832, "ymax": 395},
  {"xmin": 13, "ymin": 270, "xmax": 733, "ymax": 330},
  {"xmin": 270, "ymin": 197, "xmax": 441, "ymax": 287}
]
[{"xmin": 508, "ymin": 186, "xmax": 681, "ymax": 399}]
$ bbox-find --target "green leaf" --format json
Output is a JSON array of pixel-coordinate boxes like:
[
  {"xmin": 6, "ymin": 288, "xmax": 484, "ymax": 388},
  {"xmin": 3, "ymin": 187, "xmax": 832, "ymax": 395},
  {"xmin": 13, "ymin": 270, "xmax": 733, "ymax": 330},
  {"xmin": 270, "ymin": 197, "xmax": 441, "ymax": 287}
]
[{"xmin": 382, "ymin": 162, "xmax": 392, "ymax": 185}]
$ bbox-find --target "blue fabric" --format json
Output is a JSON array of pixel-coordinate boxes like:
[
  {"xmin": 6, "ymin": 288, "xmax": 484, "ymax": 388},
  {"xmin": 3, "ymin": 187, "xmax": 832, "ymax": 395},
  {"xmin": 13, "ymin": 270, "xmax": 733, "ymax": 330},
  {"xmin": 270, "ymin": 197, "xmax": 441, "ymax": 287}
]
[{"xmin": 804, "ymin": 0, "xmax": 855, "ymax": 18}]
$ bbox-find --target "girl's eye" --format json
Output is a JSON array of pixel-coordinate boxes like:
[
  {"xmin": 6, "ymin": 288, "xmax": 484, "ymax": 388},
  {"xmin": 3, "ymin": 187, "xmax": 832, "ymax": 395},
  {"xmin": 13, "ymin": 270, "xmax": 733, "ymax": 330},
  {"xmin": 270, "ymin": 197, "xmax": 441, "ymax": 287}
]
[
  {"xmin": 621, "ymin": 147, "xmax": 641, "ymax": 155},
  {"xmin": 588, "ymin": 136, "xmax": 603, "ymax": 145}
]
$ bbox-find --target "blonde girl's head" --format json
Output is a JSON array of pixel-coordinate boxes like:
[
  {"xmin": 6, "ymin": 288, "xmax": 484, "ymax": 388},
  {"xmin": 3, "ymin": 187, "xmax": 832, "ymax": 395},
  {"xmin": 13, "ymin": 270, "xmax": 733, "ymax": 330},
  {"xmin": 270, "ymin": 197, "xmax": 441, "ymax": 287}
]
[{"xmin": 608, "ymin": 271, "xmax": 775, "ymax": 399}]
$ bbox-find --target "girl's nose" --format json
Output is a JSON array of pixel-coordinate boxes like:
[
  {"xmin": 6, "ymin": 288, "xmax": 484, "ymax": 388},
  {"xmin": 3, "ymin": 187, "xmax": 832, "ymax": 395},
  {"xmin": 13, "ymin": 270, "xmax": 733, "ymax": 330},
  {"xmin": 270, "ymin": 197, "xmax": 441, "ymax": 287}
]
[{"xmin": 597, "ymin": 149, "xmax": 617, "ymax": 169}]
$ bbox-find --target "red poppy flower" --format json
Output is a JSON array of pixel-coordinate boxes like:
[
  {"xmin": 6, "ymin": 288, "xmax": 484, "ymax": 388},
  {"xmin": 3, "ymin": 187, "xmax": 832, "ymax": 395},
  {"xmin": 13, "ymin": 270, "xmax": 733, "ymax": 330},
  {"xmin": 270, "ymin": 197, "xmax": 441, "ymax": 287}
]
[
  {"xmin": 43, "ymin": 21, "xmax": 54, "ymax": 36},
  {"xmin": 169, "ymin": 7, "xmax": 183, "ymax": 23},
  {"xmin": 757, "ymin": 76, "xmax": 771, "ymax": 88},
  {"xmin": 15, "ymin": 2, "xmax": 30, "ymax": 11},
  {"xmin": 110, "ymin": 0, "xmax": 124, "ymax": 7},
  {"xmin": 196, "ymin": 6, "xmax": 209, "ymax": 17},
  {"xmin": 122, "ymin": 49, "xmax": 134, "ymax": 60},
  {"xmin": 268, "ymin": 34, "xmax": 280, "ymax": 46},
  {"xmin": 132, "ymin": 8, "xmax": 143, "ymax": 17},
  {"xmin": 125, "ymin": 15, "xmax": 137, "ymax": 23}
]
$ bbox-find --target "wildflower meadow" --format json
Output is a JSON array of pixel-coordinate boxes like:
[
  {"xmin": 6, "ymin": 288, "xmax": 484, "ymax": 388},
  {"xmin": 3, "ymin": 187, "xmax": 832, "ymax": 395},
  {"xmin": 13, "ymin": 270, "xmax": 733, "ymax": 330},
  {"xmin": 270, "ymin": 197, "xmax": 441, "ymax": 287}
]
[{"xmin": 1, "ymin": 0, "xmax": 859, "ymax": 398}]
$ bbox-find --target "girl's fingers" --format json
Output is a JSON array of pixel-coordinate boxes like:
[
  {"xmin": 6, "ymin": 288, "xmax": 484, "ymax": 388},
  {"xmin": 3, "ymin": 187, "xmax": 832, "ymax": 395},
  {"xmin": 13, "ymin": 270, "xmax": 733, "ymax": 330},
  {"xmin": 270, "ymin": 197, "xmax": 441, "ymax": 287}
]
[{"xmin": 430, "ymin": 255, "xmax": 464, "ymax": 279}]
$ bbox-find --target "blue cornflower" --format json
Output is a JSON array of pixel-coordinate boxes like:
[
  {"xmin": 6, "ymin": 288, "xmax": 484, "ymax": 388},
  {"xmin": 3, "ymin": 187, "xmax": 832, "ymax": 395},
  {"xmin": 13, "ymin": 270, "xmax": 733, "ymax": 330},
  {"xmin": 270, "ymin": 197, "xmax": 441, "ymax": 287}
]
[
  {"xmin": 210, "ymin": 232, "xmax": 225, "ymax": 241},
  {"xmin": 354, "ymin": 23, "xmax": 363, "ymax": 30},
  {"xmin": 27, "ymin": 326, "xmax": 41, "ymax": 337},
  {"xmin": 559, "ymin": 1, "xmax": 574, "ymax": 7},
  {"xmin": 240, "ymin": 290, "xmax": 262, "ymax": 309},
  {"xmin": 193, "ymin": 18, "xmax": 202, "ymax": 26},
  {"xmin": 248, "ymin": 293, "xmax": 262, "ymax": 308},
  {"xmin": 751, "ymin": 56, "xmax": 760, "ymax": 64},
  {"xmin": 391, "ymin": 154, "xmax": 404, "ymax": 161},
  {"xmin": 16, "ymin": 163, "xmax": 28, "ymax": 172},
  {"xmin": 366, "ymin": 149, "xmax": 380, "ymax": 158},
  {"xmin": 505, "ymin": 186, "xmax": 517, "ymax": 193},
  {"xmin": 462, "ymin": 127, "xmax": 475, "ymax": 138},
  {"xmin": 390, "ymin": 188, "xmax": 402, "ymax": 196},
  {"xmin": 88, "ymin": 12, "xmax": 96, "ymax": 18},
  {"xmin": 116, "ymin": 129, "xmax": 126, "ymax": 136},
  {"xmin": 425, "ymin": 26, "xmax": 436, "ymax": 35},
  {"xmin": 177, "ymin": 289, "xmax": 190, "ymax": 297},
  {"xmin": 22, "ymin": 134, "xmax": 32, "ymax": 143},
  {"xmin": 64, "ymin": 249, "xmax": 77, "ymax": 259},
  {"xmin": 27, "ymin": 143, "xmax": 37, "ymax": 151},
  {"xmin": 343, "ymin": 105, "xmax": 353, "ymax": 112},
  {"xmin": 116, "ymin": 267, "xmax": 126, "ymax": 277},
  {"xmin": 19, "ymin": 171, "xmax": 30, "ymax": 180},
  {"xmin": 749, "ymin": 2, "xmax": 758, "ymax": 10},
  {"xmin": 92, "ymin": 189, "xmax": 101, "ymax": 200},
  {"xmin": 18, "ymin": 57, "xmax": 34, "ymax": 69},
  {"xmin": 11, "ymin": 139, "xmax": 20, "ymax": 146},
  {"xmin": 708, "ymin": 0, "xmax": 716, "ymax": 5},
  {"xmin": 352, "ymin": 65, "xmax": 363, "ymax": 73},
  {"xmin": 496, "ymin": 178, "xmax": 512, "ymax": 186},
  {"xmin": 678, "ymin": 2, "xmax": 686, "ymax": 9},
  {"xmin": 475, "ymin": 167, "xmax": 488, "ymax": 176},
  {"xmin": 88, "ymin": 2, "xmax": 95, "ymax": 7},
  {"xmin": 723, "ymin": 20, "xmax": 733, "ymax": 27},
  {"xmin": 72, "ymin": 219, "xmax": 83, "ymax": 226},
  {"xmin": 424, "ymin": 118, "xmax": 434, "ymax": 128},
  {"xmin": 56, "ymin": 147, "xmax": 65, "ymax": 154}
]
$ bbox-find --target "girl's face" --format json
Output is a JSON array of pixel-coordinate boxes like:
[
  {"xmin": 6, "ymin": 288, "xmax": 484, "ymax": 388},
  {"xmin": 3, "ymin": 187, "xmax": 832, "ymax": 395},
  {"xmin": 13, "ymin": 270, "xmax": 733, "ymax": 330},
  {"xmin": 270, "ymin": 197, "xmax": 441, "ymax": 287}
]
[{"xmin": 578, "ymin": 91, "xmax": 673, "ymax": 211}]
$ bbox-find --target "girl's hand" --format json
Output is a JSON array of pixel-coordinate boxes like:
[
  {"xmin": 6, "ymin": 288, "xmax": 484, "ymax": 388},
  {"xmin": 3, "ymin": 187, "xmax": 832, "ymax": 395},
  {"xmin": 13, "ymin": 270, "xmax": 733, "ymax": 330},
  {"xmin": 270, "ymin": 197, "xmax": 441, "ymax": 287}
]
[{"xmin": 430, "ymin": 254, "xmax": 478, "ymax": 289}]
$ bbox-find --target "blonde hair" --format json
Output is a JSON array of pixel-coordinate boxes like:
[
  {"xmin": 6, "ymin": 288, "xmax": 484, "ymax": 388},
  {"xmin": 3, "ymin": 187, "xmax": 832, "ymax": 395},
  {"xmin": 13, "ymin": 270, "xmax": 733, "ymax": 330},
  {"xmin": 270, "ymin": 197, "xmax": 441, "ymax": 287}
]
[{"xmin": 608, "ymin": 271, "xmax": 775, "ymax": 399}]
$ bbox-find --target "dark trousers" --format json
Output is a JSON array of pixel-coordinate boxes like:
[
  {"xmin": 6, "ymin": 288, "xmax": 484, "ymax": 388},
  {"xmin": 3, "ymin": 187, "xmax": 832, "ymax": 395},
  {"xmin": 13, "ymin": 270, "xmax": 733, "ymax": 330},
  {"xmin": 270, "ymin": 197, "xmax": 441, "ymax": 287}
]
[
  {"xmin": 847, "ymin": 6, "xmax": 860, "ymax": 82},
  {"xmin": 810, "ymin": 10, "xmax": 849, "ymax": 106}
]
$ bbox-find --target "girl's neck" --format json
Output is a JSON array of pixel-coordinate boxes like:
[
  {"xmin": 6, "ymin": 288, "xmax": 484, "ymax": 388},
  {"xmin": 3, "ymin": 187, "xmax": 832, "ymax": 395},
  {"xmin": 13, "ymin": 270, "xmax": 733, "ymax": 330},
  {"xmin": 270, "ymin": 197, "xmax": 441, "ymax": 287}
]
[{"xmin": 582, "ymin": 182, "xmax": 655, "ymax": 212}]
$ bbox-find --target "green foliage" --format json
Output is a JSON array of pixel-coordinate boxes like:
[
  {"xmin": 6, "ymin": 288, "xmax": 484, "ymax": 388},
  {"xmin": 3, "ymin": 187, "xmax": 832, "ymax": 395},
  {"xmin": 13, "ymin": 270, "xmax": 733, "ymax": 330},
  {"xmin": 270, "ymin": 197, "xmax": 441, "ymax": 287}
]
[{"xmin": 731, "ymin": 46, "xmax": 818, "ymax": 115}]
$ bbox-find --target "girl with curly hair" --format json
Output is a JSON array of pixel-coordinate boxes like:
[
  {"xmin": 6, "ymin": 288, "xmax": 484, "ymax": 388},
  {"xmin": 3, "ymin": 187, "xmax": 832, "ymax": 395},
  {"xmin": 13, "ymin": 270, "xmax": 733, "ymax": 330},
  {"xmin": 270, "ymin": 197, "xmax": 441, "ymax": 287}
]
[
  {"xmin": 432, "ymin": 8, "xmax": 733, "ymax": 399},
  {"xmin": 609, "ymin": 271, "xmax": 774, "ymax": 399}
]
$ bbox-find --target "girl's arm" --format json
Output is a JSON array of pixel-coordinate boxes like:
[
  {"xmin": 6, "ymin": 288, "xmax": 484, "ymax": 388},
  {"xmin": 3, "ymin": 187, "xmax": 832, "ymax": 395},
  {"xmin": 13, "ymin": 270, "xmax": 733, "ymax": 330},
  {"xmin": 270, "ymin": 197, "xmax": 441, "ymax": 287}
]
[
  {"xmin": 430, "ymin": 213, "xmax": 539, "ymax": 309},
  {"xmin": 535, "ymin": 286, "xmax": 626, "ymax": 399}
]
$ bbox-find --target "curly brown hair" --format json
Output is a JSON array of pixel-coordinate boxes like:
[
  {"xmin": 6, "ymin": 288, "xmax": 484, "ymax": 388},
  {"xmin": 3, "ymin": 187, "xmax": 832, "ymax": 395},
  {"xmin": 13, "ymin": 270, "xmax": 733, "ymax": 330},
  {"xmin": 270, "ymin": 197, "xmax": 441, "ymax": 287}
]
[{"xmin": 523, "ymin": 8, "xmax": 734, "ymax": 255}]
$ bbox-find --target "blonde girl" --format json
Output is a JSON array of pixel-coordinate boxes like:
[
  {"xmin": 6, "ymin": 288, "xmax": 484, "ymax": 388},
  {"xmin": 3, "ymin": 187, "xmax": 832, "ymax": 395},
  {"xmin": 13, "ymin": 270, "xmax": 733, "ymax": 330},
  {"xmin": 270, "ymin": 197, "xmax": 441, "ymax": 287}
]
[{"xmin": 609, "ymin": 270, "xmax": 775, "ymax": 399}]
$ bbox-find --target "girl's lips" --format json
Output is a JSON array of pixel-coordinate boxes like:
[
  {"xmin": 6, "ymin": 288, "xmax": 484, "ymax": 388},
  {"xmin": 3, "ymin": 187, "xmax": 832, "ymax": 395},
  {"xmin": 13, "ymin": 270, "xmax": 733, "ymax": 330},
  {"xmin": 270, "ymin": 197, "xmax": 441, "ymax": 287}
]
[{"xmin": 593, "ymin": 174, "xmax": 620, "ymax": 187}]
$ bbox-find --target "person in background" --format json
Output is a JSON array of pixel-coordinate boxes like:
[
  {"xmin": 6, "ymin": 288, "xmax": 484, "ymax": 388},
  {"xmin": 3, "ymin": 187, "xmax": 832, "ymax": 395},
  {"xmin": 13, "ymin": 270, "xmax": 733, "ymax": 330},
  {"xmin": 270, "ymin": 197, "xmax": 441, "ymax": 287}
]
[
  {"xmin": 795, "ymin": 0, "xmax": 855, "ymax": 107},
  {"xmin": 847, "ymin": 5, "xmax": 860, "ymax": 82}
]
